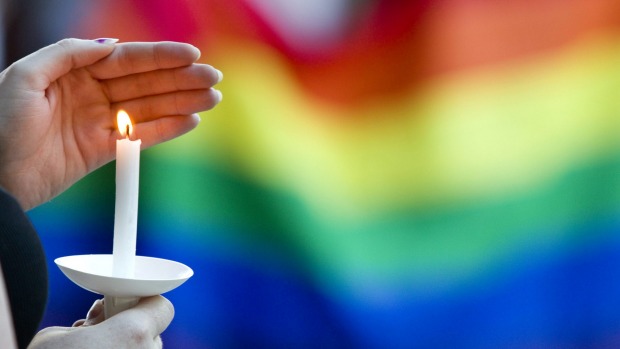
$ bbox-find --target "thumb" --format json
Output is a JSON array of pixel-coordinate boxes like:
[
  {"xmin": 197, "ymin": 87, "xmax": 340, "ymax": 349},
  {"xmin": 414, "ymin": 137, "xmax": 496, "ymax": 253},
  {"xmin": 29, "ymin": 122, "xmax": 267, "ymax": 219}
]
[
  {"xmin": 71, "ymin": 298, "xmax": 105, "ymax": 327},
  {"xmin": 84, "ymin": 299, "xmax": 106, "ymax": 326},
  {"xmin": 106, "ymin": 296, "xmax": 174, "ymax": 338},
  {"xmin": 6, "ymin": 38, "xmax": 118, "ymax": 91}
]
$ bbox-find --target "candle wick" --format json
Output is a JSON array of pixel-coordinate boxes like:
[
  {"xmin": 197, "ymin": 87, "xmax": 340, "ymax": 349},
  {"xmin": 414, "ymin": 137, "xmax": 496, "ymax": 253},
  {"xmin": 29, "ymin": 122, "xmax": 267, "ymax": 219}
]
[{"xmin": 125, "ymin": 124, "xmax": 130, "ymax": 140}]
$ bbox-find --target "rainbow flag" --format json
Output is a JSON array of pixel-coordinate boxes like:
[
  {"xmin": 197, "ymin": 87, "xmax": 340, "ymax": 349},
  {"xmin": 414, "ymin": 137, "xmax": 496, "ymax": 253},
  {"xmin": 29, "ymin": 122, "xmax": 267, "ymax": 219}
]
[{"xmin": 28, "ymin": 0, "xmax": 620, "ymax": 347}]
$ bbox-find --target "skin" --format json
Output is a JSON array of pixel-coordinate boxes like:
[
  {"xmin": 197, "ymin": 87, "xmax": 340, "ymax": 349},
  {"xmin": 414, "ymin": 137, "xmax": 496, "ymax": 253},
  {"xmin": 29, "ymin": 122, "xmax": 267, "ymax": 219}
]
[
  {"xmin": 0, "ymin": 38, "xmax": 222, "ymax": 211},
  {"xmin": 28, "ymin": 296, "xmax": 173, "ymax": 349},
  {"xmin": 0, "ymin": 38, "xmax": 222, "ymax": 348}
]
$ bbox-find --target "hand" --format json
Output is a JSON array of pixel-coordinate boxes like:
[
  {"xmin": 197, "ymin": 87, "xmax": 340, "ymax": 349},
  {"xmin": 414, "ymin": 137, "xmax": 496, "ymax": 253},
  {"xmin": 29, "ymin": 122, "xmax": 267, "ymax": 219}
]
[
  {"xmin": 28, "ymin": 296, "xmax": 173, "ymax": 349},
  {"xmin": 0, "ymin": 38, "xmax": 222, "ymax": 210}
]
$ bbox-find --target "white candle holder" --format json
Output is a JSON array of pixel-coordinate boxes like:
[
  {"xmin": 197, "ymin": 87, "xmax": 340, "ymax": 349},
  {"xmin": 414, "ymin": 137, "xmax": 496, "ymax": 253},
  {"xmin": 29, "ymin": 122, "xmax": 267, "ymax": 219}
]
[{"xmin": 55, "ymin": 254, "xmax": 193, "ymax": 318}]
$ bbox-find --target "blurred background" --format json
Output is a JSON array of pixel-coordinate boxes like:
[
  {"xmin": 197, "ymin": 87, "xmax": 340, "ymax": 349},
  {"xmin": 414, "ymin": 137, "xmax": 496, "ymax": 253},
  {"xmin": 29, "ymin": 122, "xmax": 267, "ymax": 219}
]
[{"xmin": 4, "ymin": 0, "xmax": 620, "ymax": 348}]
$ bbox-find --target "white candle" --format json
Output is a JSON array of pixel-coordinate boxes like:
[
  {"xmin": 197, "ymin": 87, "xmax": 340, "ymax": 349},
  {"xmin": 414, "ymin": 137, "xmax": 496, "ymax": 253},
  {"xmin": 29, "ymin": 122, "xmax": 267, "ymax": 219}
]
[{"xmin": 112, "ymin": 110, "xmax": 141, "ymax": 278}]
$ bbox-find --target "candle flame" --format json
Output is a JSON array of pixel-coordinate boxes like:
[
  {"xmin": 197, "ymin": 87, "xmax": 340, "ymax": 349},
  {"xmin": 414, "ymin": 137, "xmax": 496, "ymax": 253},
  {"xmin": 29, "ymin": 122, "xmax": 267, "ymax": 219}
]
[{"xmin": 117, "ymin": 110, "xmax": 133, "ymax": 138}]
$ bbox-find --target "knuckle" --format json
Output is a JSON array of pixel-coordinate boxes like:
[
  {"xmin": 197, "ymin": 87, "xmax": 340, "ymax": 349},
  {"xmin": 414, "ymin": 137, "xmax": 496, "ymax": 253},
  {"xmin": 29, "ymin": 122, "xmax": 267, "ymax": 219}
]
[
  {"xmin": 152, "ymin": 43, "xmax": 163, "ymax": 68},
  {"xmin": 56, "ymin": 38, "xmax": 77, "ymax": 50},
  {"xmin": 132, "ymin": 327, "xmax": 151, "ymax": 345},
  {"xmin": 5, "ymin": 60, "xmax": 36, "ymax": 88},
  {"xmin": 160, "ymin": 296, "xmax": 175, "ymax": 318},
  {"xmin": 5, "ymin": 60, "xmax": 27, "ymax": 78},
  {"xmin": 154, "ymin": 117, "xmax": 167, "ymax": 141},
  {"xmin": 123, "ymin": 321, "xmax": 152, "ymax": 345}
]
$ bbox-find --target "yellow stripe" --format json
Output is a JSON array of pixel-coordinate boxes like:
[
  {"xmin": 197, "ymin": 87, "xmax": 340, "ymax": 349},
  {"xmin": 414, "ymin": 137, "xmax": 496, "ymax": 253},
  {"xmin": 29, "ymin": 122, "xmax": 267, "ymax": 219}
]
[{"xmin": 158, "ymin": 32, "xmax": 620, "ymax": 219}]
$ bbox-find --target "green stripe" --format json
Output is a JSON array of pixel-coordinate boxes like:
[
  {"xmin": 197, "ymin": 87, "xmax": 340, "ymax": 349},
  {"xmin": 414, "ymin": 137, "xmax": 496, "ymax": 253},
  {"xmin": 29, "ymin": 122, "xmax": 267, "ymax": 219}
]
[{"xmin": 141, "ymin": 149, "xmax": 620, "ymax": 296}]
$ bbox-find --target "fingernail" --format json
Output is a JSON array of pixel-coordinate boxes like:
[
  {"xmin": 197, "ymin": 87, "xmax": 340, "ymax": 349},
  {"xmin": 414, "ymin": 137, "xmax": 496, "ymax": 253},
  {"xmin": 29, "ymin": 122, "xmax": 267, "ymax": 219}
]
[
  {"xmin": 192, "ymin": 113, "xmax": 201, "ymax": 123},
  {"xmin": 86, "ymin": 299, "xmax": 103, "ymax": 319},
  {"xmin": 215, "ymin": 69, "xmax": 223, "ymax": 83},
  {"xmin": 94, "ymin": 38, "xmax": 119, "ymax": 44},
  {"xmin": 214, "ymin": 89, "xmax": 223, "ymax": 103}
]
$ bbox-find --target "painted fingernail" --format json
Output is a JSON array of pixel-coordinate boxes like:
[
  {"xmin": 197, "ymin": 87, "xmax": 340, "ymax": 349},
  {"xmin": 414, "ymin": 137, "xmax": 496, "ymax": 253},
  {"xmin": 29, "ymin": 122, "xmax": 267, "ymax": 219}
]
[{"xmin": 94, "ymin": 38, "xmax": 119, "ymax": 44}]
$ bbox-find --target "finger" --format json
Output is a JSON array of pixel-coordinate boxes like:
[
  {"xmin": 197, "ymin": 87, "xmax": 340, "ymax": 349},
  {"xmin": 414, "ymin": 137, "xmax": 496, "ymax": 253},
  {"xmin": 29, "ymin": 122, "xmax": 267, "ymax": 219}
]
[
  {"xmin": 87, "ymin": 41, "xmax": 201, "ymax": 80},
  {"xmin": 101, "ymin": 63, "xmax": 222, "ymax": 103},
  {"xmin": 82, "ymin": 299, "xmax": 105, "ymax": 326},
  {"xmin": 6, "ymin": 38, "xmax": 116, "ymax": 91},
  {"xmin": 112, "ymin": 88, "xmax": 221, "ymax": 124},
  {"xmin": 113, "ymin": 296, "xmax": 175, "ymax": 338},
  {"xmin": 134, "ymin": 114, "xmax": 201, "ymax": 149},
  {"xmin": 71, "ymin": 299, "xmax": 105, "ymax": 327}
]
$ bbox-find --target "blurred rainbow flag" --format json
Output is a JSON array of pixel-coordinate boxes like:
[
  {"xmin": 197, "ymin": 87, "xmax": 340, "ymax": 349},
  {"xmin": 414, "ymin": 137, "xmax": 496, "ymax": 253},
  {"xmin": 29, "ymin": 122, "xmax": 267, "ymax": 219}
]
[{"xmin": 26, "ymin": 0, "xmax": 620, "ymax": 348}]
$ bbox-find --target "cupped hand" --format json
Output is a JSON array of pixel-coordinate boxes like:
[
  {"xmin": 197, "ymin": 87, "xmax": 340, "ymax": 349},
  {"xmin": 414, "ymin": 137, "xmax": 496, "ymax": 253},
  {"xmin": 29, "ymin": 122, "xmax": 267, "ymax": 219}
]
[
  {"xmin": 0, "ymin": 38, "xmax": 222, "ymax": 210},
  {"xmin": 28, "ymin": 296, "xmax": 173, "ymax": 349}
]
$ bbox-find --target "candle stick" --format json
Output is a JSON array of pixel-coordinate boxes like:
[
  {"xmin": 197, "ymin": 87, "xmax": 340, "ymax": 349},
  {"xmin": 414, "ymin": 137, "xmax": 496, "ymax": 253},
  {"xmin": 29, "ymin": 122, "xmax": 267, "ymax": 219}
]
[
  {"xmin": 56, "ymin": 109, "xmax": 193, "ymax": 320},
  {"xmin": 112, "ymin": 110, "xmax": 141, "ymax": 278}
]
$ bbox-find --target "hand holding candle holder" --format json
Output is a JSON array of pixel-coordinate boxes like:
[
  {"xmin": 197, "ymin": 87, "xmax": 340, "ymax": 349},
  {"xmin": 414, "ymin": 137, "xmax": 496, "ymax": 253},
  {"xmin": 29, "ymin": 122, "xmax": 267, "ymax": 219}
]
[
  {"xmin": 55, "ymin": 110, "xmax": 193, "ymax": 319},
  {"xmin": 55, "ymin": 254, "xmax": 193, "ymax": 318}
]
